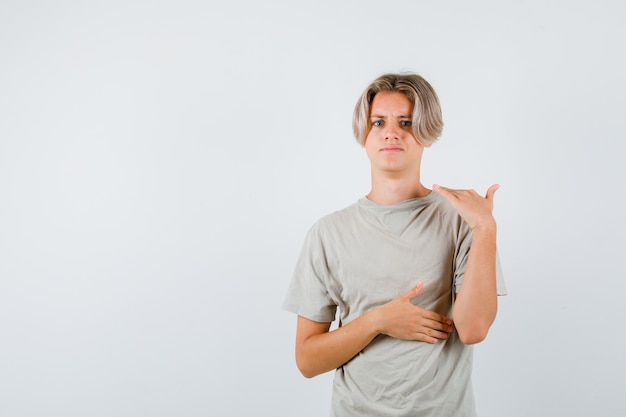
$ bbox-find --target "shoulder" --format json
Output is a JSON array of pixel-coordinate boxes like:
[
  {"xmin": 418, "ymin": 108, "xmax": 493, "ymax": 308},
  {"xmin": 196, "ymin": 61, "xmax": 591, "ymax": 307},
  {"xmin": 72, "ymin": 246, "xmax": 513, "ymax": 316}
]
[
  {"xmin": 307, "ymin": 201, "xmax": 362, "ymax": 237},
  {"xmin": 313, "ymin": 202, "xmax": 359, "ymax": 229},
  {"xmin": 428, "ymin": 192, "xmax": 460, "ymax": 216},
  {"xmin": 423, "ymin": 192, "xmax": 470, "ymax": 234}
]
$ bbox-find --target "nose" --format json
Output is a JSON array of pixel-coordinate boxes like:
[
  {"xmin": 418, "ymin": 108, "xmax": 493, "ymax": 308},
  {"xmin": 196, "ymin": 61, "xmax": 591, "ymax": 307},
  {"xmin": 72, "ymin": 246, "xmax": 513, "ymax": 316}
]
[{"xmin": 384, "ymin": 124, "xmax": 400, "ymax": 141}]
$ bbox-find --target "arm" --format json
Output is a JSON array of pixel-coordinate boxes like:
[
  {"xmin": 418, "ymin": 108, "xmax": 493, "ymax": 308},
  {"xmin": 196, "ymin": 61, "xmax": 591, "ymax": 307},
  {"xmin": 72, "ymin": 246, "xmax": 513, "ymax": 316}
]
[
  {"xmin": 295, "ymin": 282, "xmax": 453, "ymax": 378},
  {"xmin": 295, "ymin": 313, "xmax": 378, "ymax": 378},
  {"xmin": 452, "ymin": 222, "xmax": 497, "ymax": 344},
  {"xmin": 433, "ymin": 184, "xmax": 500, "ymax": 345}
]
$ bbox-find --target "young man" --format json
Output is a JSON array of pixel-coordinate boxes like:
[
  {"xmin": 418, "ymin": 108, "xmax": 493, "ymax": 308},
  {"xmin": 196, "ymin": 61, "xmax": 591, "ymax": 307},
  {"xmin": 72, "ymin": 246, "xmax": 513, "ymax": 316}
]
[{"xmin": 283, "ymin": 72, "xmax": 507, "ymax": 417}]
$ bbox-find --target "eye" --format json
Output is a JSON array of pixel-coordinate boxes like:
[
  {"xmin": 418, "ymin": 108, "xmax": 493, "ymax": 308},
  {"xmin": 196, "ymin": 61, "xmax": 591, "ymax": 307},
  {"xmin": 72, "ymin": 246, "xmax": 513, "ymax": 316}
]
[
  {"xmin": 400, "ymin": 120, "xmax": 412, "ymax": 127},
  {"xmin": 372, "ymin": 120, "xmax": 383, "ymax": 127}
]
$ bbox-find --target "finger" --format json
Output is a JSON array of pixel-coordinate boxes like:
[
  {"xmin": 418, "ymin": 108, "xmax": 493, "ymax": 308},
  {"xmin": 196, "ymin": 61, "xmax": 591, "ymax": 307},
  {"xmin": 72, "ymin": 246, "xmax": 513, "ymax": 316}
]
[
  {"xmin": 399, "ymin": 281, "xmax": 424, "ymax": 301},
  {"xmin": 419, "ymin": 330, "xmax": 449, "ymax": 344},
  {"xmin": 423, "ymin": 311, "xmax": 453, "ymax": 326},
  {"xmin": 426, "ymin": 328, "xmax": 451, "ymax": 340},
  {"xmin": 432, "ymin": 184, "xmax": 454, "ymax": 199},
  {"xmin": 485, "ymin": 184, "xmax": 500, "ymax": 201},
  {"xmin": 425, "ymin": 317, "xmax": 454, "ymax": 332}
]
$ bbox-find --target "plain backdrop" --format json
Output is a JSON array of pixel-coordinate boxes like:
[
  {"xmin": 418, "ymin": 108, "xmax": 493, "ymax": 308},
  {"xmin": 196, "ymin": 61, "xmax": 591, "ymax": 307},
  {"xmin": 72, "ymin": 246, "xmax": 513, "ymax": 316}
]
[{"xmin": 1, "ymin": 1, "xmax": 624, "ymax": 416}]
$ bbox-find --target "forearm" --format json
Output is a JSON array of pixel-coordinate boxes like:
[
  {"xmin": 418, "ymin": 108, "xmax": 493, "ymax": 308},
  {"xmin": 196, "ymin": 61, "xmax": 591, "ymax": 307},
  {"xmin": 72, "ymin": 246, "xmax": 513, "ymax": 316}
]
[
  {"xmin": 296, "ymin": 310, "xmax": 381, "ymax": 378},
  {"xmin": 452, "ymin": 224, "xmax": 498, "ymax": 344}
]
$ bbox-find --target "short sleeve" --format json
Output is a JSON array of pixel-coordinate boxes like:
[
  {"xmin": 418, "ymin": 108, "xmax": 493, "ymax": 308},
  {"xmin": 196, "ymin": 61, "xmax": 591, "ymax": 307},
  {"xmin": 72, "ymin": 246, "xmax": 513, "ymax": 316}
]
[{"xmin": 282, "ymin": 223, "xmax": 338, "ymax": 323}]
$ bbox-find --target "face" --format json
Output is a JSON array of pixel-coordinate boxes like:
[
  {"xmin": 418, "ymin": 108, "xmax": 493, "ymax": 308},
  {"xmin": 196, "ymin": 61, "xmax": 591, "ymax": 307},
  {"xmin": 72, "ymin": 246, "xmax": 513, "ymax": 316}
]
[{"xmin": 364, "ymin": 91, "xmax": 426, "ymax": 176}]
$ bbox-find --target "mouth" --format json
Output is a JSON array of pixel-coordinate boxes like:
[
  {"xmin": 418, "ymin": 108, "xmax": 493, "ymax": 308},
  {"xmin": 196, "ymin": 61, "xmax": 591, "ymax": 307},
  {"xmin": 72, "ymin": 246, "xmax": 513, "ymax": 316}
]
[{"xmin": 380, "ymin": 147, "xmax": 403, "ymax": 152}]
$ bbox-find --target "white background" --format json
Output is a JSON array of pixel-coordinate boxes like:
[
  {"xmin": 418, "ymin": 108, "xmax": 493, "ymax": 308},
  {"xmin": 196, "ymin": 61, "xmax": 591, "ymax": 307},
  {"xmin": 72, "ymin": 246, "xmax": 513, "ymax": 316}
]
[{"xmin": 1, "ymin": 1, "xmax": 624, "ymax": 416}]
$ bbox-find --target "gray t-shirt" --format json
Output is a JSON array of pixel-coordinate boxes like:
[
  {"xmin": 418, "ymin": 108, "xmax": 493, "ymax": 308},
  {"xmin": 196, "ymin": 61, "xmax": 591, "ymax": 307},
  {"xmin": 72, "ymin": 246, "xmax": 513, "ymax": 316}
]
[{"xmin": 283, "ymin": 192, "xmax": 507, "ymax": 417}]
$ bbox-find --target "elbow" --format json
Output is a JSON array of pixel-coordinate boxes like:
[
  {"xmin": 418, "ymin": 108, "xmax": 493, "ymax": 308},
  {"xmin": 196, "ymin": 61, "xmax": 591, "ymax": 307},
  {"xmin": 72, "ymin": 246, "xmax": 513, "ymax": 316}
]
[
  {"xmin": 453, "ymin": 304, "xmax": 497, "ymax": 345},
  {"xmin": 295, "ymin": 353, "xmax": 322, "ymax": 379},
  {"xmin": 457, "ymin": 327, "xmax": 489, "ymax": 345},
  {"xmin": 296, "ymin": 361, "xmax": 316, "ymax": 379},
  {"xmin": 456, "ymin": 318, "xmax": 494, "ymax": 345},
  {"xmin": 297, "ymin": 364, "xmax": 324, "ymax": 379},
  {"xmin": 298, "ymin": 367, "xmax": 318, "ymax": 379}
]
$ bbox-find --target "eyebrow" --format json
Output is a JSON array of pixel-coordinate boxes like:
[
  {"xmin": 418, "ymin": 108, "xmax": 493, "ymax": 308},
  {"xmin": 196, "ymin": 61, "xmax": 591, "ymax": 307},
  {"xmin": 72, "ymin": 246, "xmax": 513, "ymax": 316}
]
[{"xmin": 369, "ymin": 114, "xmax": 412, "ymax": 119}]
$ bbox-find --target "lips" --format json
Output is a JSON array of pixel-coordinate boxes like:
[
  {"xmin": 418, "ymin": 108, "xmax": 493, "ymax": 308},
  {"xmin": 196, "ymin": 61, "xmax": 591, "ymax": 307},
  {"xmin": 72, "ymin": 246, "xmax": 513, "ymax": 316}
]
[{"xmin": 380, "ymin": 146, "xmax": 403, "ymax": 152}]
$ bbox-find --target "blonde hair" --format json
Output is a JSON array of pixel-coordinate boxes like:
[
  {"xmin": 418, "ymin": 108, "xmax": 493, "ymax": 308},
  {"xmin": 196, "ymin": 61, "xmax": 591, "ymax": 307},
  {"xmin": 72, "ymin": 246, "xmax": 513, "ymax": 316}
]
[{"xmin": 352, "ymin": 72, "xmax": 443, "ymax": 146}]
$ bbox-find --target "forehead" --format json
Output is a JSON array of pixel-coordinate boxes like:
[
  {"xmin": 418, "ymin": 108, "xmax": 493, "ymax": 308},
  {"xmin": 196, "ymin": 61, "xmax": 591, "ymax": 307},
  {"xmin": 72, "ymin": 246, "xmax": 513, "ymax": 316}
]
[{"xmin": 370, "ymin": 91, "xmax": 413, "ymax": 115}]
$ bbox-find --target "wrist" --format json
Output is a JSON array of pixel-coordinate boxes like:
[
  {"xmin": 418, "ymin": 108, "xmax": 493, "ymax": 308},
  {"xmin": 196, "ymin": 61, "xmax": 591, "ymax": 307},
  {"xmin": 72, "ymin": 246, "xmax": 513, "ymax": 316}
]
[
  {"xmin": 366, "ymin": 307, "xmax": 385, "ymax": 336},
  {"xmin": 471, "ymin": 219, "xmax": 496, "ymax": 235}
]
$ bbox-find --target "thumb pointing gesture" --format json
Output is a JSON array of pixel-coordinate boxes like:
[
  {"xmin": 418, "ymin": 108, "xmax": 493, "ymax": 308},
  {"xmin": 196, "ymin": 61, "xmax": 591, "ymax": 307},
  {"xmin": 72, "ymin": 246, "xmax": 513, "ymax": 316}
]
[
  {"xmin": 484, "ymin": 183, "xmax": 499, "ymax": 202},
  {"xmin": 432, "ymin": 183, "xmax": 500, "ymax": 230}
]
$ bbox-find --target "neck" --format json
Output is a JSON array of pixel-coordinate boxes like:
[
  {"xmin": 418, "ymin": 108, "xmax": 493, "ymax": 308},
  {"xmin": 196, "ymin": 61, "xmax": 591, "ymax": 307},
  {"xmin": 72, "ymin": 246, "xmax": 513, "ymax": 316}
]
[{"xmin": 367, "ymin": 173, "xmax": 431, "ymax": 205}]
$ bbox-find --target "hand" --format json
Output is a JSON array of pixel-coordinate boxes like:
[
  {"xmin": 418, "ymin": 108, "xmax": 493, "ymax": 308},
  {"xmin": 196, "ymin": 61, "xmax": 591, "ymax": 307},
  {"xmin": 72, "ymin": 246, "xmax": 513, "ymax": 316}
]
[
  {"xmin": 375, "ymin": 282, "xmax": 453, "ymax": 344},
  {"xmin": 432, "ymin": 183, "xmax": 499, "ymax": 230}
]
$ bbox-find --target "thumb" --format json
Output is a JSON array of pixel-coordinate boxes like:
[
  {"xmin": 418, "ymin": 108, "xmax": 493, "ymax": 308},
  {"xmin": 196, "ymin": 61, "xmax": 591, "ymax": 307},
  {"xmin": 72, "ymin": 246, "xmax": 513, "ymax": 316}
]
[
  {"xmin": 400, "ymin": 281, "xmax": 424, "ymax": 301},
  {"xmin": 485, "ymin": 184, "xmax": 500, "ymax": 201}
]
